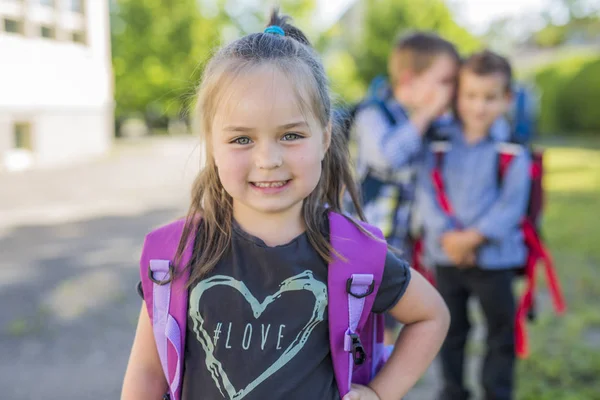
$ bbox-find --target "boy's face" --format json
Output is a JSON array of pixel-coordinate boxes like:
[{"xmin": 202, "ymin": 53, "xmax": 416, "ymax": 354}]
[
  {"xmin": 397, "ymin": 54, "xmax": 458, "ymax": 114},
  {"xmin": 457, "ymin": 70, "xmax": 512, "ymax": 134}
]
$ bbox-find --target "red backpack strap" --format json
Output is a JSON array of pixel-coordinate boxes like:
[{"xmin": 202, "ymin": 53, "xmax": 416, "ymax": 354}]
[
  {"xmin": 430, "ymin": 141, "xmax": 454, "ymax": 216},
  {"xmin": 495, "ymin": 143, "xmax": 566, "ymax": 358},
  {"xmin": 411, "ymin": 141, "xmax": 454, "ymax": 286},
  {"xmin": 515, "ymin": 220, "xmax": 566, "ymax": 357},
  {"xmin": 327, "ymin": 212, "xmax": 387, "ymax": 396},
  {"xmin": 139, "ymin": 218, "xmax": 195, "ymax": 400},
  {"xmin": 496, "ymin": 142, "xmax": 520, "ymax": 182},
  {"xmin": 429, "ymin": 141, "xmax": 461, "ymax": 228},
  {"xmin": 411, "ymin": 237, "xmax": 436, "ymax": 286}
]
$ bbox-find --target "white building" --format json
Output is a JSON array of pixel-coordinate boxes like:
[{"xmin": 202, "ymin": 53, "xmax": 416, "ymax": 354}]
[{"xmin": 0, "ymin": 0, "xmax": 113, "ymax": 171}]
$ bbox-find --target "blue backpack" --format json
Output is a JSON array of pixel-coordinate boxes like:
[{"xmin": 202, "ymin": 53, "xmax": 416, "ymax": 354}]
[
  {"xmin": 509, "ymin": 83, "xmax": 538, "ymax": 144},
  {"xmin": 335, "ymin": 76, "xmax": 391, "ymax": 143}
]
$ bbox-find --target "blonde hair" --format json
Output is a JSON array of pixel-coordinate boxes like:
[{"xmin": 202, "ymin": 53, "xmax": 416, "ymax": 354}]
[
  {"xmin": 175, "ymin": 9, "xmax": 367, "ymax": 286},
  {"xmin": 388, "ymin": 32, "xmax": 459, "ymax": 87}
]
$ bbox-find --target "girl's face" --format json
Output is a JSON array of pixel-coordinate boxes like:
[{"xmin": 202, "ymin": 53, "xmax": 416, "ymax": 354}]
[{"xmin": 211, "ymin": 64, "xmax": 330, "ymax": 223}]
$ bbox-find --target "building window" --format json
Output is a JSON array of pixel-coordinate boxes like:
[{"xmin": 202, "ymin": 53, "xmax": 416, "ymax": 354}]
[
  {"xmin": 70, "ymin": 0, "xmax": 83, "ymax": 13},
  {"xmin": 14, "ymin": 123, "xmax": 33, "ymax": 150},
  {"xmin": 39, "ymin": 0, "xmax": 54, "ymax": 7},
  {"xmin": 40, "ymin": 25, "xmax": 55, "ymax": 39},
  {"xmin": 3, "ymin": 19, "xmax": 23, "ymax": 34},
  {"xmin": 71, "ymin": 30, "xmax": 86, "ymax": 44}
]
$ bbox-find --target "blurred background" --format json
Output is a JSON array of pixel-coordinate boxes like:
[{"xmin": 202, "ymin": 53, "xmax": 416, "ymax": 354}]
[{"xmin": 0, "ymin": 0, "xmax": 598, "ymax": 399}]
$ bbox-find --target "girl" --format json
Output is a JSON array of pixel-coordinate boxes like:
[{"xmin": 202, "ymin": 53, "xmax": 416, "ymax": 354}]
[{"xmin": 122, "ymin": 9, "xmax": 449, "ymax": 400}]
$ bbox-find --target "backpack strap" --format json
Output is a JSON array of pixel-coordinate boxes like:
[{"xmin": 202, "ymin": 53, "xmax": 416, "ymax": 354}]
[
  {"xmin": 355, "ymin": 96, "xmax": 397, "ymax": 127},
  {"xmin": 327, "ymin": 212, "xmax": 387, "ymax": 396},
  {"xmin": 515, "ymin": 219, "xmax": 566, "ymax": 358},
  {"xmin": 139, "ymin": 219, "xmax": 195, "ymax": 400},
  {"xmin": 494, "ymin": 144, "xmax": 566, "ymax": 358},
  {"xmin": 429, "ymin": 141, "xmax": 460, "ymax": 227},
  {"xmin": 496, "ymin": 142, "xmax": 522, "ymax": 184},
  {"xmin": 411, "ymin": 140, "xmax": 454, "ymax": 284}
]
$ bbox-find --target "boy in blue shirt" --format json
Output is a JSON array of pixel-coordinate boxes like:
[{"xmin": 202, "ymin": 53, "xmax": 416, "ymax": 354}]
[{"xmin": 417, "ymin": 51, "xmax": 531, "ymax": 400}]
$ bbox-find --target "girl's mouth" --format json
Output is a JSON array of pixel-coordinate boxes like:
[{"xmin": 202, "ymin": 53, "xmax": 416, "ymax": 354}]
[{"xmin": 250, "ymin": 180, "xmax": 291, "ymax": 193}]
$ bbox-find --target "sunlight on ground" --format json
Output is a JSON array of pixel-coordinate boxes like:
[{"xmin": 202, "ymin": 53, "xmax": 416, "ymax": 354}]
[
  {"xmin": 47, "ymin": 270, "xmax": 125, "ymax": 321},
  {"xmin": 544, "ymin": 147, "xmax": 600, "ymax": 193}
]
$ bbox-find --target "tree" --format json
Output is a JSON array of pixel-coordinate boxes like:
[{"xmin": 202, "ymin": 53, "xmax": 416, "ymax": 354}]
[{"xmin": 111, "ymin": 0, "xmax": 223, "ymax": 122}]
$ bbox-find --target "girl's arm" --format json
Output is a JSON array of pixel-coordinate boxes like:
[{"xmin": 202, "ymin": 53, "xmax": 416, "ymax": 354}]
[
  {"xmin": 365, "ymin": 268, "xmax": 450, "ymax": 400},
  {"xmin": 121, "ymin": 303, "xmax": 168, "ymax": 400}
]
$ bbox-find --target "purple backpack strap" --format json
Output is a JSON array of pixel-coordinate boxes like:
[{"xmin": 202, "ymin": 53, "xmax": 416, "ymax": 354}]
[
  {"xmin": 139, "ymin": 219, "xmax": 195, "ymax": 400},
  {"xmin": 328, "ymin": 212, "xmax": 387, "ymax": 396}
]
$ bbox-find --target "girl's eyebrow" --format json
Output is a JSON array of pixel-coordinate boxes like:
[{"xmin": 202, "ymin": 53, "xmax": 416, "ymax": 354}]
[
  {"xmin": 279, "ymin": 121, "xmax": 308, "ymax": 130},
  {"xmin": 223, "ymin": 121, "xmax": 308, "ymax": 132},
  {"xmin": 223, "ymin": 126, "xmax": 254, "ymax": 133}
]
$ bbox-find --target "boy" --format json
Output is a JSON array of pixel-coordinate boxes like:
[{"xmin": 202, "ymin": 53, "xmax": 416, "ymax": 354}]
[
  {"xmin": 350, "ymin": 32, "xmax": 459, "ymax": 344},
  {"xmin": 417, "ymin": 50, "xmax": 531, "ymax": 400}
]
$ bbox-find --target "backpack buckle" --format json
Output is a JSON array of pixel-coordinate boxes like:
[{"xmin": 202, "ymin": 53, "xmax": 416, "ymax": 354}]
[
  {"xmin": 348, "ymin": 332, "xmax": 366, "ymax": 365},
  {"xmin": 346, "ymin": 277, "xmax": 374, "ymax": 299},
  {"xmin": 148, "ymin": 261, "xmax": 174, "ymax": 285},
  {"xmin": 162, "ymin": 394, "xmax": 171, "ymax": 400}
]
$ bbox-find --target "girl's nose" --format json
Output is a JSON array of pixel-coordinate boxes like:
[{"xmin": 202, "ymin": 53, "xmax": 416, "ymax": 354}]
[{"xmin": 254, "ymin": 142, "xmax": 283, "ymax": 169}]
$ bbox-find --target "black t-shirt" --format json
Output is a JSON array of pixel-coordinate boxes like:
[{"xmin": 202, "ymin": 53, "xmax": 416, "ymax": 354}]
[{"xmin": 138, "ymin": 220, "xmax": 411, "ymax": 400}]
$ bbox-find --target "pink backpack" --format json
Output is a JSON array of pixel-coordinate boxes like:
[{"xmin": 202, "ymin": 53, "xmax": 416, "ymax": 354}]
[{"xmin": 139, "ymin": 211, "xmax": 390, "ymax": 400}]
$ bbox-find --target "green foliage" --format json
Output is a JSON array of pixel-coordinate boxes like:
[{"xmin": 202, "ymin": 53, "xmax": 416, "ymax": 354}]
[
  {"xmin": 532, "ymin": 55, "xmax": 600, "ymax": 134},
  {"xmin": 325, "ymin": 50, "xmax": 366, "ymax": 104},
  {"xmin": 355, "ymin": 0, "xmax": 480, "ymax": 86},
  {"xmin": 217, "ymin": 0, "xmax": 317, "ymax": 38},
  {"xmin": 111, "ymin": 0, "xmax": 223, "ymax": 120},
  {"xmin": 110, "ymin": 0, "xmax": 318, "ymax": 123},
  {"xmin": 534, "ymin": 24, "xmax": 568, "ymax": 47},
  {"xmin": 558, "ymin": 59, "xmax": 600, "ymax": 132}
]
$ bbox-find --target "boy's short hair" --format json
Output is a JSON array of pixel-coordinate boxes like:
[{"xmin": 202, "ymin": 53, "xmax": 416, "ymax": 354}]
[
  {"xmin": 388, "ymin": 32, "xmax": 459, "ymax": 86},
  {"xmin": 461, "ymin": 50, "xmax": 513, "ymax": 92}
]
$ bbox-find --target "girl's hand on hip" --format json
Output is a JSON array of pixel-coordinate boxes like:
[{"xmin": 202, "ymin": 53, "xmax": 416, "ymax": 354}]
[{"xmin": 342, "ymin": 384, "xmax": 381, "ymax": 400}]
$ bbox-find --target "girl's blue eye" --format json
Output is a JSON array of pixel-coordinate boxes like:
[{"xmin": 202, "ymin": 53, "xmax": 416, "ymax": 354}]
[
  {"xmin": 282, "ymin": 132, "xmax": 302, "ymax": 141},
  {"xmin": 233, "ymin": 137, "xmax": 251, "ymax": 145}
]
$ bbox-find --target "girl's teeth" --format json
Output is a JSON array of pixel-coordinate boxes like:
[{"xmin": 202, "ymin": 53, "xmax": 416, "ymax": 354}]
[{"xmin": 254, "ymin": 181, "xmax": 287, "ymax": 188}]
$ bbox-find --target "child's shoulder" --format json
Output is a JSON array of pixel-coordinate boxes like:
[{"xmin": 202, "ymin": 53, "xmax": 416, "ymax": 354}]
[
  {"xmin": 144, "ymin": 215, "xmax": 203, "ymax": 245},
  {"xmin": 495, "ymin": 141, "xmax": 526, "ymax": 156},
  {"xmin": 145, "ymin": 218, "xmax": 187, "ymax": 241},
  {"xmin": 329, "ymin": 211, "xmax": 387, "ymax": 247}
]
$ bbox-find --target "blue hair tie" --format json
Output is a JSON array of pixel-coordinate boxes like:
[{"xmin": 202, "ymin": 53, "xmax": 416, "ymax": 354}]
[{"xmin": 264, "ymin": 25, "xmax": 285, "ymax": 36}]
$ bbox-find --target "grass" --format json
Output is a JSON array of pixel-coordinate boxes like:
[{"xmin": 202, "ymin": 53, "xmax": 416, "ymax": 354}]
[{"xmin": 516, "ymin": 137, "xmax": 600, "ymax": 399}]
